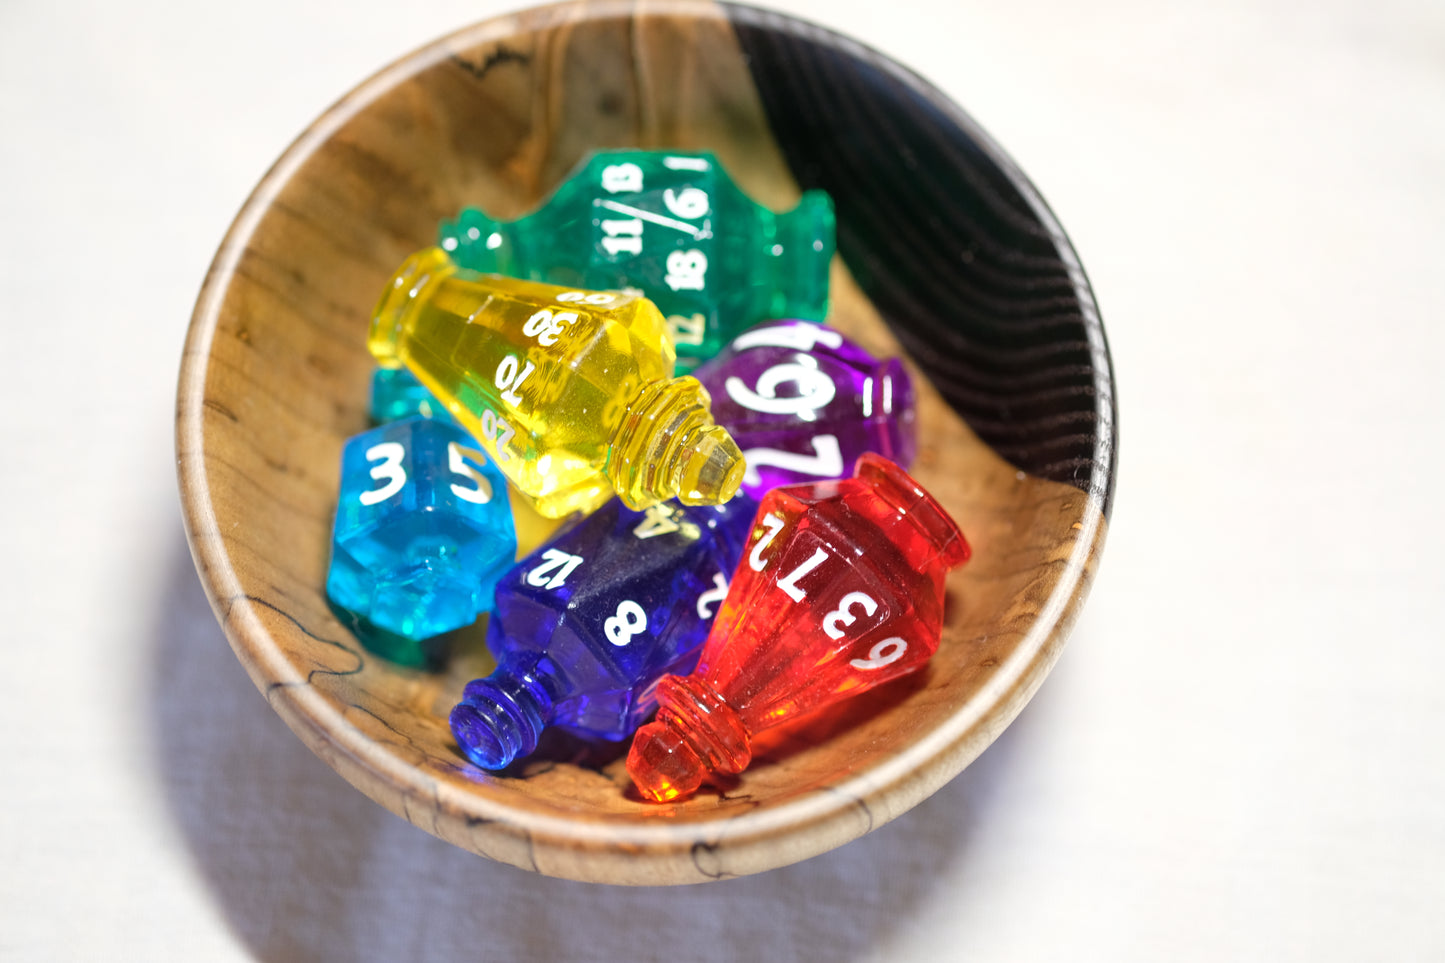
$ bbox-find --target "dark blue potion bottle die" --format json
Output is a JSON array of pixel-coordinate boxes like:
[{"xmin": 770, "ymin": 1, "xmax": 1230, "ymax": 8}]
[
  {"xmin": 326, "ymin": 416, "xmax": 518, "ymax": 642},
  {"xmin": 450, "ymin": 494, "xmax": 757, "ymax": 770}
]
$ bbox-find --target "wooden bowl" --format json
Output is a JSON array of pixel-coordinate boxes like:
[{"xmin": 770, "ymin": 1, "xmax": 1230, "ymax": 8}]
[{"xmin": 176, "ymin": 0, "xmax": 1116, "ymax": 885}]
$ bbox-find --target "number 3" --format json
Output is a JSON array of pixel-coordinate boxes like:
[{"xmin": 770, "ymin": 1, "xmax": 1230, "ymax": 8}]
[
  {"xmin": 822, "ymin": 591, "xmax": 878, "ymax": 639},
  {"xmin": 359, "ymin": 442, "xmax": 406, "ymax": 506}
]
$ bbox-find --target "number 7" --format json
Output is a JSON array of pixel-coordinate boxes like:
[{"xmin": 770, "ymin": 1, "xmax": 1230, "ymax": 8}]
[{"xmin": 742, "ymin": 435, "xmax": 843, "ymax": 487}]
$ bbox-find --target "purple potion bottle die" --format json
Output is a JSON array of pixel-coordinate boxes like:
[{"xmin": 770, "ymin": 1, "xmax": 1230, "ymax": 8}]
[
  {"xmin": 693, "ymin": 320, "xmax": 916, "ymax": 499},
  {"xmin": 450, "ymin": 494, "xmax": 756, "ymax": 770}
]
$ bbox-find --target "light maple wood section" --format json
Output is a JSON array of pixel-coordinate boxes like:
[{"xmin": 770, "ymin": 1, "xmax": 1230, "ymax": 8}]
[{"xmin": 177, "ymin": 0, "xmax": 1109, "ymax": 885}]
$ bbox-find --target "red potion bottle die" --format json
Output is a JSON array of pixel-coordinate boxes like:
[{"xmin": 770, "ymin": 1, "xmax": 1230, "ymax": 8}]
[{"xmin": 626, "ymin": 453, "xmax": 970, "ymax": 802}]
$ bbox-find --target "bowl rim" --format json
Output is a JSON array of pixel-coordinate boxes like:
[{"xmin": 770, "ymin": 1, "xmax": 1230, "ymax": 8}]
[{"xmin": 176, "ymin": 0, "xmax": 1116, "ymax": 882}]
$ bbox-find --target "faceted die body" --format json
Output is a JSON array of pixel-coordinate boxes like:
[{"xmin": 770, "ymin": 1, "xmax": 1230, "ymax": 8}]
[
  {"xmin": 440, "ymin": 150, "xmax": 835, "ymax": 369},
  {"xmin": 369, "ymin": 366, "xmax": 454, "ymax": 424},
  {"xmin": 326, "ymin": 416, "xmax": 517, "ymax": 641},
  {"xmin": 694, "ymin": 320, "xmax": 917, "ymax": 499},
  {"xmin": 450, "ymin": 495, "xmax": 756, "ymax": 769},
  {"xmin": 626, "ymin": 454, "xmax": 971, "ymax": 801},
  {"xmin": 369, "ymin": 247, "xmax": 744, "ymax": 518}
]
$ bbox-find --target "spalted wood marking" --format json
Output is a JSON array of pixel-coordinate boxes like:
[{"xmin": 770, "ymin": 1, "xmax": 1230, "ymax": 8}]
[{"xmin": 177, "ymin": 0, "xmax": 1111, "ymax": 886}]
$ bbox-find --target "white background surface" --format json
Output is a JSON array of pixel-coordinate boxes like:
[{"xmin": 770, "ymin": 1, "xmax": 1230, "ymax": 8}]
[{"xmin": 3, "ymin": 0, "xmax": 1443, "ymax": 959}]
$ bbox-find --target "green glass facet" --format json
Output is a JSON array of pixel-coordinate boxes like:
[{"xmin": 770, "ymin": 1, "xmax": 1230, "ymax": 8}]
[{"xmin": 439, "ymin": 150, "xmax": 835, "ymax": 370}]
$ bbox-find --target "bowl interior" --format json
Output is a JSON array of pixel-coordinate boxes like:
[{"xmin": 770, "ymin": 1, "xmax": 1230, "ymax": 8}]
[{"xmin": 177, "ymin": 0, "xmax": 1114, "ymax": 885}]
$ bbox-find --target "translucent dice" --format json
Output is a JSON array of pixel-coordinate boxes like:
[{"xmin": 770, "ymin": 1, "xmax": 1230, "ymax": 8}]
[
  {"xmin": 326, "ymin": 416, "xmax": 517, "ymax": 641},
  {"xmin": 439, "ymin": 150, "xmax": 835, "ymax": 369},
  {"xmin": 693, "ymin": 320, "xmax": 916, "ymax": 499},
  {"xmin": 369, "ymin": 247, "xmax": 745, "ymax": 517},
  {"xmin": 450, "ymin": 495, "xmax": 756, "ymax": 770},
  {"xmin": 369, "ymin": 366, "xmax": 454, "ymax": 425},
  {"xmin": 626, "ymin": 453, "xmax": 970, "ymax": 801}
]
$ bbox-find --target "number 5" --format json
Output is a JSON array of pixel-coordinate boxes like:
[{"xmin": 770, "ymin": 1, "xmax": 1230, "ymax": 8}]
[{"xmin": 448, "ymin": 442, "xmax": 493, "ymax": 504}]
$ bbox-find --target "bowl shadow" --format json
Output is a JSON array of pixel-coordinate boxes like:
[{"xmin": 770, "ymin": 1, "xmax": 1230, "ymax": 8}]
[{"xmin": 150, "ymin": 530, "xmax": 1045, "ymax": 961}]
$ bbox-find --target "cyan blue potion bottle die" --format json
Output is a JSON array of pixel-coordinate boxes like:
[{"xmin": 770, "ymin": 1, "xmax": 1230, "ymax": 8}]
[
  {"xmin": 369, "ymin": 366, "xmax": 455, "ymax": 424},
  {"xmin": 450, "ymin": 495, "xmax": 756, "ymax": 770},
  {"xmin": 326, "ymin": 416, "xmax": 517, "ymax": 642}
]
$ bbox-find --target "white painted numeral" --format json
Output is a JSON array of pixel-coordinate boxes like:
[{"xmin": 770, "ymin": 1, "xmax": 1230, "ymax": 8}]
[
  {"xmin": 479, "ymin": 408, "xmax": 515, "ymax": 462},
  {"xmin": 663, "ymin": 155, "xmax": 711, "ymax": 172},
  {"xmin": 632, "ymin": 503, "xmax": 680, "ymax": 540},
  {"xmin": 601, "ymin": 162, "xmax": 643, "ymax": 193},
  {"xmin": 359, "ymin": 442, "xmax": 406, "ymax": 505},
  {"xmin": 600, "ymin": 218, "xmax": 643, "ymax": 256},
  {"xmin": 667, "ymin": 313, "xmax": 706, "ymax": 347},
  {"xmin": 448, "ymin": 442, "xmax": 493, "ymax": 504},
  {"xmin": 725, "ymin": 354, "xmax": 836, "ymax": 416},
  {"xmin": 696, "ymin": 571, "xmax": 728, "ymax": 619},
  {"xmin": 604, "ymin": 599, "xmax": 648, "ymax": 646},
  {"xmin": 521, "ymin": 308, "xmax": 576, "ymax": 346},
  {"xmin": 664, "ymin": 249, "xmax": 708, "ymax": 291},
  {"xmin": 742, "ymin": 435, "xmax": 844, "ymax": 487},
  {"xmin": 557, "ymin": 290, "xmax": 616, "ymax": 306},
  {"xmin": 777, "ymin": 547, "xmax": 828, "ymax": 602},
  {"xmin": 732, "ymin": 323, "xmax": 844, "ymax": 353},
  {"xmin": 822, "ymin": 591, "xmax": 878, "ymax": 640},
  {"xmin": 663, "ymin": 187, "xmax": 709, "ymax": 220},
  {"xmin": 850, "ymin": 637, "xmax": 907, "ymax": 671},
  {"xmin": 495, "ymin": 355, "xmax": 535, "ymax": 406},
  {"xmin": 525, "ymin": 549, "xmax": 584, "ymax": 590},
  {"xmin": 748, "ymin": 514, "xmax": 786, "ymax": 571}
]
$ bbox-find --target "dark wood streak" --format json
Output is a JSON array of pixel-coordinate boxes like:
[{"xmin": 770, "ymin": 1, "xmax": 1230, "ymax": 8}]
[
  {"xmin": 450, "ymin": 46, "xmax": 534, "ymax": 82},
  {"xmin": 201, "ymin": 398, "xmax": 238, "ymax": 422},
  {"xmin": 818, "ymin": 784, "xmax": 875, "ymax": 835},
  {"xmin": 230, "ymin": 595, "xmax": 366, "ymax": 693},
  {"xmin": 690, "ymin": 840, "xmax": 732, "ymax": 881}
]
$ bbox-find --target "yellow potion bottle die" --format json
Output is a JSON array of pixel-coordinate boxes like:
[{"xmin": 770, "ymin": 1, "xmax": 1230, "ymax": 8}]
[{"xmin": 368, "ymin": 247, "xmax": 746, "ymax": 518}]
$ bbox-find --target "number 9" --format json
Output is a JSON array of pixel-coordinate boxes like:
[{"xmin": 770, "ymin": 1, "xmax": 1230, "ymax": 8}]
[{"xmin": 725, "ymin": 355, "xmax": 837, "ymax": 416}]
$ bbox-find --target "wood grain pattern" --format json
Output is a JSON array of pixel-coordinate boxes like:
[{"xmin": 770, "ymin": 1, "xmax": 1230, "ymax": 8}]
[
  {"xmin": 729, "ymin": 4, "xmax": 1116, "ymax": 510},
  {"xmin": 176, "ymin": 0, "xmax": 1114, "ymax": 885}
]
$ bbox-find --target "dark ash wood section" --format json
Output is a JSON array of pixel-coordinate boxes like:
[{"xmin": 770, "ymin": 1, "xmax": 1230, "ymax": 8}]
[
  {"xmin": 176, "ymin": 0, "xmax": 1115, "ymax": 885},
  {"xmin": 728, "ymin": 4, "xmax": 1115, "ymax": 513}
]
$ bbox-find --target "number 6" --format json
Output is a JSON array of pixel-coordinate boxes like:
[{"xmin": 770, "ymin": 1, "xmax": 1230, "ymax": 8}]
[{"xmin": 850, "ymin": 637, "xmax": 907, "ymax": 671}]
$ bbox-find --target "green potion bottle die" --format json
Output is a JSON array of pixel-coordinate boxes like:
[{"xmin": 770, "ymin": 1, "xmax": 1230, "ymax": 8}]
[{"xmin": 439, "ymin": 150, "xmax": 835, "ymax": 369}]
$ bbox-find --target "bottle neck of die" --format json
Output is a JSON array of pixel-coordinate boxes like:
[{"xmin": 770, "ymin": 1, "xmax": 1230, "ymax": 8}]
[
  {"xmin": 625, "ymin": 674, "xmax": 751, "ymax": 802},
  {"xmin": 605, "ymin": 376, "xmax": 745, "ymax": 510},
  {"xmin": 368, "ymin": 246, "xmax": 455, "ymax": 369},
  {"xmin": 852, "ymin": 452, "xmax": 971, "ymax": 573},
  {"xmin": 764, "ymin": 189, "xmax": 835, "ymax": 320},
  {"xmin": 437, "ymin": 208, "xmax": 519, "ymax": 275},
  {"xmin": 449, "ymin": 653, "xmax": 564, "ymax": 770}
]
